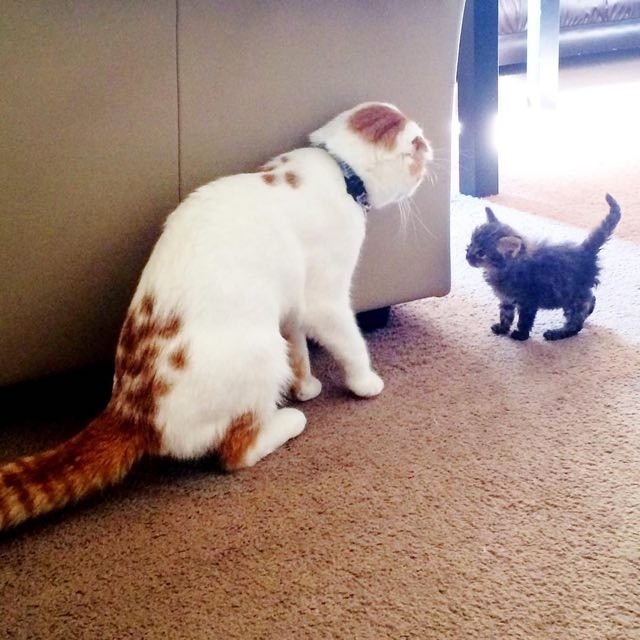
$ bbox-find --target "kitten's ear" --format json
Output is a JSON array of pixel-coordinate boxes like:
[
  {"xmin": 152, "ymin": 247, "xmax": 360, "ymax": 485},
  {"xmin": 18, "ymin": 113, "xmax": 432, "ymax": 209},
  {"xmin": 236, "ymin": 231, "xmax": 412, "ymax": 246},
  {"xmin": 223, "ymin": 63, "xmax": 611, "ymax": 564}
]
[
  {"xmin": 485, "ymin": 207, "xmax": 498, "ymax": 223},
  {"xmin": 497, "ymin": 236, "xmax": 524, "ymax": 258}
]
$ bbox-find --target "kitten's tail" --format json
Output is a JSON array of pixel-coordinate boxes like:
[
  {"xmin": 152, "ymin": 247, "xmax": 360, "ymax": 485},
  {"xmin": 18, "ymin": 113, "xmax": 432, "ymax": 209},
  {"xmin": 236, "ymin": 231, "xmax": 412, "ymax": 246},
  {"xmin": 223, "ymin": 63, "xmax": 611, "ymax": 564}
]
[
  {"xmin": 0, "ymin": 409, "xmax": 158, "ymax": 532},
  {"xmin": 581, "ymin": 193, "xmax": 621, "ymax": 255}
]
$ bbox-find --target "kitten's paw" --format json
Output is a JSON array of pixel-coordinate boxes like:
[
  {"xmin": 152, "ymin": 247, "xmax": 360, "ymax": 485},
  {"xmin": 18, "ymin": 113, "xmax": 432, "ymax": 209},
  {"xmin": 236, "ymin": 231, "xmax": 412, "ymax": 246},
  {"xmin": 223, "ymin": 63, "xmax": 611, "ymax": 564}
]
[
  {"xmin": 295, "ymin": 376, "xmax": 322, "ymax": 401},
  {"xmin": 543, "ymin": 328, "xmax": 580, "ymax": 341},
  {"xmin": 510, "ymin": 330, "xmax": 530, "ymax": 341},
  {"xmin": 491, "ymin": 323, "xmax": 509, "ymax": 335},
  {"xmin": 347, "ymin": 370, "xmax": 384, "ymax": 398}
]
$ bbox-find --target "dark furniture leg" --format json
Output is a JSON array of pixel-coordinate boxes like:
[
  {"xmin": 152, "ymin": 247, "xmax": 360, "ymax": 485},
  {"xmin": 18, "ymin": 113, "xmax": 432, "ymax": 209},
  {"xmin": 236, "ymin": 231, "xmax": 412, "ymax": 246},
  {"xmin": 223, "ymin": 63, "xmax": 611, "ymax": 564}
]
[
  {"xmin": 457, "ymin": 0, "xmax": 499, "ymax": 197},
  {"xmin": 356, "ymin": 306, "xmax": 391, "ymax": 333}
]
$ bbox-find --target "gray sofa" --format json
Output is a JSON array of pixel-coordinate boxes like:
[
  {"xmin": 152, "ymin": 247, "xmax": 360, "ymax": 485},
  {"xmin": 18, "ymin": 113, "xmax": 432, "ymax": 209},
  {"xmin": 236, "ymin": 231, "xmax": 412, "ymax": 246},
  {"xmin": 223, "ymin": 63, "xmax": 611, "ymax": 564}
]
[
  {"xmin": 0, "ymin": 1, "xmax": 465, "ymax": 386},
  {"xmin": 499, "ymin": 0, "xmax": 640, "ymax": 66}
]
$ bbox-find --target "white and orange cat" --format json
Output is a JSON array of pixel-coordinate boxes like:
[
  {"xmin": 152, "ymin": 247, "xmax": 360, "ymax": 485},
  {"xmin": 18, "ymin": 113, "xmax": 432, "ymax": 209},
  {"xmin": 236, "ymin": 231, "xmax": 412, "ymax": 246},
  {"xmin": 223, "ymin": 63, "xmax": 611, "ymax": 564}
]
[{"xmin": 0, "ymin": 102, "xmax": 431, "ymax": 531}]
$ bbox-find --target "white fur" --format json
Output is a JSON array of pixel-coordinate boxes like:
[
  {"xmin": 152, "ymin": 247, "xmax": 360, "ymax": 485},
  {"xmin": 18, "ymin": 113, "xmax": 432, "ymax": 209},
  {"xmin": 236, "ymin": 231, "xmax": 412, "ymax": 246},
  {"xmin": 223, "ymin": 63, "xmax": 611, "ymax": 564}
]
[{"xmin": 125, "ymin": 103, "xmax": 430, "ymax": 466}]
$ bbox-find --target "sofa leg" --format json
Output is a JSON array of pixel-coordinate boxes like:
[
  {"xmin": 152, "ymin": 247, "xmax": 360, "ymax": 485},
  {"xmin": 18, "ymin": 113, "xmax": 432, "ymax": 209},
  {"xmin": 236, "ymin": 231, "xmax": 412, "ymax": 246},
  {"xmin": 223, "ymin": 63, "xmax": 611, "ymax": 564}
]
[{"xmin": 356, "ymin": 306, "xmax": 391, "ymax": 333}]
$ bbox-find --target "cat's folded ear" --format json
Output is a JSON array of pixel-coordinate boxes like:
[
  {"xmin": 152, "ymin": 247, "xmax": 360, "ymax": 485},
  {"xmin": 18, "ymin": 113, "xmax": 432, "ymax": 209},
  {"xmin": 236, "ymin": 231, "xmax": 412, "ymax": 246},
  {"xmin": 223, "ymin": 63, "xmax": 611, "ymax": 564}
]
[
  {"xmin": 497, "ymin": 235, "xmax": 524, "ymax": 258},
  {"xmin": 485, "ymin": 207, "xmax": 498, "ymax": 223}
]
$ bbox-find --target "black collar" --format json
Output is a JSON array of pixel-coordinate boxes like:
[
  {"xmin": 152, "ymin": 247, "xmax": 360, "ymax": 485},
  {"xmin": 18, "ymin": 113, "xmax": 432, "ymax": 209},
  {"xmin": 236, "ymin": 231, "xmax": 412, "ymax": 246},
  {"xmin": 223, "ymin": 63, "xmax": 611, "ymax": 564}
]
[{"xmin": 312, "ymin": 143, "xmax": 370, "ymax": 212}]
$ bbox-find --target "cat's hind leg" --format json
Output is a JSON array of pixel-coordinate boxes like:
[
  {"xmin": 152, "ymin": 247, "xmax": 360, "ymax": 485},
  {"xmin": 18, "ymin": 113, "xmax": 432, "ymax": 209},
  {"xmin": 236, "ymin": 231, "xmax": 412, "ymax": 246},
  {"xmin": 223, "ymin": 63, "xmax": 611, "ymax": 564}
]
[
  {"xmin": 217, "ymin": 408, "xmax": 307, "ymax": 471},
  {"xmin": 543, "ymin": 299, "xmax": 590, "ymax": 341},
  {"xmin": 281, "ymin": 322, "xmax": 322, "ymax": 401}
]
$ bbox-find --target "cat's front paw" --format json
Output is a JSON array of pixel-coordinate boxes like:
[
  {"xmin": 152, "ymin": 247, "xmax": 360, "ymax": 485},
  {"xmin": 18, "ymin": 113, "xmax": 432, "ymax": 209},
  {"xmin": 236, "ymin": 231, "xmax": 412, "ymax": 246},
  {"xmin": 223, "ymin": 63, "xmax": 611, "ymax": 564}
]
[
  {"xmin": 510, "ymin": 330, "xmax": 530, "ymax": 341},
  {"xmin": 491, "ymin": 323, "xmax": 510, "ymax": 335},
  {"xmin": 347, "ymin": 370, "xmax": 384, "ymax": 398},
  {"xmin": 295, "ymin": 376, "xmax": 322, "ymax": 401}
]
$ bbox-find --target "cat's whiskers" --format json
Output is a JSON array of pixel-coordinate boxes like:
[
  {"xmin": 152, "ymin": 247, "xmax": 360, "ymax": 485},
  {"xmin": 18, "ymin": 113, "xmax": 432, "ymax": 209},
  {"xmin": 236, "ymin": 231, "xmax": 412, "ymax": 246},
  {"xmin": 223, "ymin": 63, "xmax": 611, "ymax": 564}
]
[
  {"xmin": 408, "ymin": 196, "xmax": 437, "ymax": 240},
  {"xmin": 397, "ymin": 196, "xmax": 436, "ymax": 241},
  {"xmin": 425, "ymin": 149, "xmax": 447, "ymax": 185},
  {"xmin": 397, "ymin": 199, "xmax": 411, "ymax": 238},
  {"xmin": 398, "ymin": 199, "xmax": 419, "ymax": 240},
  {"xmin": 427, "ymin": 145, "xmax": 448, "ymax": 162}
]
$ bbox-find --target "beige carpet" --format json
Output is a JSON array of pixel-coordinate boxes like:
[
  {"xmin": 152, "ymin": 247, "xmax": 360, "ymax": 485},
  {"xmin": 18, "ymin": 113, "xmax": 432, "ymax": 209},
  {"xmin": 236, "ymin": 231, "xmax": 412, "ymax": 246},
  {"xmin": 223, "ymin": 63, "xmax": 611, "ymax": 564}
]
[{"xmin": 1, "ymin": 194, "xmax": 639, "ymax": 639}]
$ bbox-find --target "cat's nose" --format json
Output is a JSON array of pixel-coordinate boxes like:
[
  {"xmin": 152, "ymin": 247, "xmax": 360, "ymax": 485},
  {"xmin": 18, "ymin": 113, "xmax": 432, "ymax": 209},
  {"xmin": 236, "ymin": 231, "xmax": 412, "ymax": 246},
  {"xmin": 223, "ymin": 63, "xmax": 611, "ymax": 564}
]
[
  {"xmin": 412, "ymin": 136, "xmax": 428, "ymax": 152},
  {"xmin": 412, "ymin": 135, "xmax": 433, "ymax": 161},
  {"xmin": 465, "ymin": 248, "xmax": 476, "ymax": 265}
]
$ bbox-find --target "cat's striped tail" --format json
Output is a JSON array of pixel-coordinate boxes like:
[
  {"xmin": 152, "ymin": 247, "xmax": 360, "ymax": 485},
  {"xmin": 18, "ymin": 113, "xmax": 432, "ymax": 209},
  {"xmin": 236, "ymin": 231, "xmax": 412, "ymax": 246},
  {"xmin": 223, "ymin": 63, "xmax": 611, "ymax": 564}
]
[
  {"xmin": 581, "ymin": 193, "xmax": 621, "ymax": 255},
  {"xmin": 0, "ymin": 410, "xmax": 158, "ymax": 532}
]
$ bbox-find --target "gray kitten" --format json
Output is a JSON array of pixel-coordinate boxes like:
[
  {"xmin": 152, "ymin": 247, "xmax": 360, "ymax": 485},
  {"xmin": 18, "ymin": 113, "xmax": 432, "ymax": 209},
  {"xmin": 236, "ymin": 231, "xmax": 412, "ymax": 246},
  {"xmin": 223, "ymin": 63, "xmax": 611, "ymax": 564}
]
[{"xmin": 466, "ymin": 194, "xmax": 621, "ymax": 341}]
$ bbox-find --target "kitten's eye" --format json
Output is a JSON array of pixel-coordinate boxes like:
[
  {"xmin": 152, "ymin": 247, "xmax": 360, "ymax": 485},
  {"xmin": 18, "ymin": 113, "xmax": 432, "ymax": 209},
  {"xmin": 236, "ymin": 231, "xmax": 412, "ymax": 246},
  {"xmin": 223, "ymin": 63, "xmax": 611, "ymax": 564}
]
[{"xmin": 476, "ymin": 250, "xmax": 485, "ymax": 258}]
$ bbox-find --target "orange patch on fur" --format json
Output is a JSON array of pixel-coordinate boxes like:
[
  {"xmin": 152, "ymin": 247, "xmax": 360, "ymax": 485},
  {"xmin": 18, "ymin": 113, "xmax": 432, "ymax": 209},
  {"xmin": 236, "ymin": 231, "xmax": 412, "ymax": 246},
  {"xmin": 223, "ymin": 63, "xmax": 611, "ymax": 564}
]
[
  {"xmin": 169, "ymin": 347, "xmax": 188, "ymax": 370},
  {"xmin": 282, "ymin": 329, "xmax": 309, "ymax": 397},
  {"xmin": 288, "ymin": 349, "xmax": 307, "ymax": 396},
  {"xmin": 348, "ymin": 104, "xmax": 408, "ymax": 150},
  {"xmin": 160, "ymin": 315, "xmax": 181, "ymax": 338},
  {"xmin": 262, "ymin": 173, "xmax": 277, "ymax": 185},
  {"xmin": 285, "ymin": 171, "xmax": 300, "ymax": 188},
  {"xmin": 409, "ymin": 159, "xmax": 423, "ymax": 178},
  {"xmin": 216, "ymin": 413, "xmax": 259, "ymax": 471},
  {"xmin": 412, "ymin": 135, "xmax": 428, "ymax": 152},
  {"xmin": 140, "ymin": 294, "xmax": 155, "ymax": 317},
  {"xmin": 409, "ymin": 136, "xmax": 430, "ymax": 178},
  {"xmin": 113, "ymin": 298, "xmax": 182, "ymax": 424}
]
